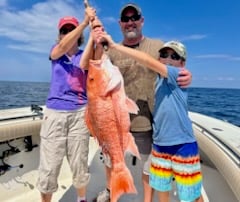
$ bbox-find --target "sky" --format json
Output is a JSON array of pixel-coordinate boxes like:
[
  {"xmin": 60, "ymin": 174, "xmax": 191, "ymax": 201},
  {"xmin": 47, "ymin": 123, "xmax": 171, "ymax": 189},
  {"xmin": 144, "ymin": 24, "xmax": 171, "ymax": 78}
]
[{"xmin": 0, "ymin": 0, "xmax": 239, "ymax": 89}]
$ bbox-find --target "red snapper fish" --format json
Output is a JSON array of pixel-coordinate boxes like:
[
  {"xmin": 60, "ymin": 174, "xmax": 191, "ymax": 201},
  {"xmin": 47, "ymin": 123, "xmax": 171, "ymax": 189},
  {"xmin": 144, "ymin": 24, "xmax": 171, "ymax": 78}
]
[{"xmin": 85, "ymin": 54, "xmax": 140, "ymax": 202}]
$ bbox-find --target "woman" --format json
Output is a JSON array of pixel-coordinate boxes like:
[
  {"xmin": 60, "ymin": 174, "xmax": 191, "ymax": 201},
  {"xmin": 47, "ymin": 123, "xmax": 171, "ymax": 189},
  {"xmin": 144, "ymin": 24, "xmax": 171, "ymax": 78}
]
[{"xmin": 36, "ymin": 7, "xmax": 96, "ymax": 202}]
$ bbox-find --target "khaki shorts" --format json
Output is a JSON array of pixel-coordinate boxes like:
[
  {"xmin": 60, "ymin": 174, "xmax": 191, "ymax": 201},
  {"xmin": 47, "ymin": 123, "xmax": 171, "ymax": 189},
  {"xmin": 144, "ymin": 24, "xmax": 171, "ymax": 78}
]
[
  {"xmin": 37, "ymin": 107, "xmax": 90, "ymax": 193},
  {"xmin": 143, "ymin": 154, "xmax": 152, "ymax": 175},
  {"xmin": 131, "ymin": 130, "xmax": 152, "ymax": 174}
]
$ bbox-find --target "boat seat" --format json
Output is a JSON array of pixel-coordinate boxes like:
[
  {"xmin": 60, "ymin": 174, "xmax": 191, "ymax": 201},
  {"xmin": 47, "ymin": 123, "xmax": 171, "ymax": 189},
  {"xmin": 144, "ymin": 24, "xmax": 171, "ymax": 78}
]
[{"xmin": 0, "ymin": 120, "xmax": 42, "ymax": 142}]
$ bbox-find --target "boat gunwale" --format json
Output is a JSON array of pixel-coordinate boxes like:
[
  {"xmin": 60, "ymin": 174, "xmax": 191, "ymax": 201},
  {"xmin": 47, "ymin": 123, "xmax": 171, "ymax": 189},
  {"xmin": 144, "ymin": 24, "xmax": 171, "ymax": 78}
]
[{"xmin": 192, "ymin": 121, "xmax": 240, "ymax": 167}]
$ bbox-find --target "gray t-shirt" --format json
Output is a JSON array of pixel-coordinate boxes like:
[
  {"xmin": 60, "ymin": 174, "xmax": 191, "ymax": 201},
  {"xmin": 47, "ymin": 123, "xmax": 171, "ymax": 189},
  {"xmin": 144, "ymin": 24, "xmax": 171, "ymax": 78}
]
[{"xmin": 107, "ymin": 37, "xmax": 164, "ymax": 132}]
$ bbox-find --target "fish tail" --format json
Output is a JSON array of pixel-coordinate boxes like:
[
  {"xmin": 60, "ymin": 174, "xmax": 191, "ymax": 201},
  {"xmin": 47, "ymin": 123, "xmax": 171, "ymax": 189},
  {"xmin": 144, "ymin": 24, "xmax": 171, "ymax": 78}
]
[
  {"xmin": 126, "ymin": 133, "xmax": 141, "ymax": 160},
  {"xmin": 110, "ymin": 163, "xmax": 137, "ymax": 202}
]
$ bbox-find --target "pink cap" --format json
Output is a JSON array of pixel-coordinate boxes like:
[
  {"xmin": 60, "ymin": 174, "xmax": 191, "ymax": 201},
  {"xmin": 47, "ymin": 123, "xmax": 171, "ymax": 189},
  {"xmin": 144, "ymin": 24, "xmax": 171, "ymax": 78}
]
[{"xmin": 58, "ymin": 16, "xmax": 79, "ymax": 29}]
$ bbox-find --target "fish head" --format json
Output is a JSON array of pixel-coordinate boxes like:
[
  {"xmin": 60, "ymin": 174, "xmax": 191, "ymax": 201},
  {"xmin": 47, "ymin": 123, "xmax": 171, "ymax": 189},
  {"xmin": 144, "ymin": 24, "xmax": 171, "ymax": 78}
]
[{"xmin": 87, "ymin": 55, "xmax": 122, "ymax": 97}]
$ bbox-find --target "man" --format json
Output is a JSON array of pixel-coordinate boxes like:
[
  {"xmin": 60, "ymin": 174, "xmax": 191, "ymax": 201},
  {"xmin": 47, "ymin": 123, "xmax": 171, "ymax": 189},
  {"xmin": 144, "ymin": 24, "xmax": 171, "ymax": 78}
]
[{"xmin": 92, "ymin": 3, "xmax": 192, "ymax": 202}]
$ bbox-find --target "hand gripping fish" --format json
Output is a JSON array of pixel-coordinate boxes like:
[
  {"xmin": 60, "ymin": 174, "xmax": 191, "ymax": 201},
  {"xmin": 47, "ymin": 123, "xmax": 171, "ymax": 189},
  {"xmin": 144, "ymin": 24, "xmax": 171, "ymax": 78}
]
[{"xmin": 85, "ymin": 54, "xmax": 140, "ymax": 202}]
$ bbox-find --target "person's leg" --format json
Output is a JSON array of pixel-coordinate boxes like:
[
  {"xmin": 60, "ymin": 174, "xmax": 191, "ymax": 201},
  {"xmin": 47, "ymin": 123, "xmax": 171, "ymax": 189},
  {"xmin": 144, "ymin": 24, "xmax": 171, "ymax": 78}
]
[
  {"xmin": 157, "ymin": 191, "xmax": 170, "ymax": 202},
  {"xmin": 142, "ymin": 173, "xmax": 153, "ymax": 202},
  {"xmin": 131, "ymin": 131, "xmax": 153, "ymax": 202},
  {"xmin": 142, "ymin": 154, "xmax": 153, "ymax": 202},
  {"xmin": 173, "ymin": 142, "xmax": 203, "ymax": 202},
  {"xmin": 96, "ymin": 163, "xmax": 111, "ymax": 202},
  {"xmin": 76, "ymin": 187, "xmax": 87, "ymax": 202},
  {"xmin": 68, "ymin": 108, "xmax": 91, "ymax": 201},
  {"xmin": 40, "ymin": 193, "xmax": 52, "ymax": 202},
  {"xmin": 195, "ymin": 195, "xmax": 204, "ymax": 202},
  {"xmin": 37, "ymin": 109, "xmax": 67, "ymax": 202}
]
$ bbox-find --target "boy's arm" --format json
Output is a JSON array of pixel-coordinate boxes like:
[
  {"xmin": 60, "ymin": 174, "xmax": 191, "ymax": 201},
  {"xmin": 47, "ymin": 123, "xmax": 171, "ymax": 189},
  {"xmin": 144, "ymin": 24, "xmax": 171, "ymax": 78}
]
[{"xmin": 106, "ymin": 36, "xmax": 168, "ymax": 77}]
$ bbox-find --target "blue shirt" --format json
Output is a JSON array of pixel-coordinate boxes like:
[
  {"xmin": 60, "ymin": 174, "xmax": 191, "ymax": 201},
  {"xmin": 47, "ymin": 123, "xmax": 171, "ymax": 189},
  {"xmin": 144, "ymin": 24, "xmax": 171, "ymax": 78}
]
[
  {"xmin": 152, "ymin": 66, "xmax": 196, "ymax": 146},
  {"xmin": 46, "ymin": 46, "xmax": 88, "ymax": 111}
]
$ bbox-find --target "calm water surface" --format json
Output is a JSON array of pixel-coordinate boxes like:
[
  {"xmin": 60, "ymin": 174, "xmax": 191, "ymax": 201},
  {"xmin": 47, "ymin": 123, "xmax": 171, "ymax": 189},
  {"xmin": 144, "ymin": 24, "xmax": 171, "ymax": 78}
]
[{"xmin": 0, "ymin": 81, "xmax": 239, "ymax": 126}]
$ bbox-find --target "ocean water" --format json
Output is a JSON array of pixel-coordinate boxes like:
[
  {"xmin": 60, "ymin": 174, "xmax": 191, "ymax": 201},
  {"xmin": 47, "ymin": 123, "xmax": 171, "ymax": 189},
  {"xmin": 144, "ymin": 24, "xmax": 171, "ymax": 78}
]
[{"xmin": 0, "ymin": 81, "xmax": 239, "ymax": 126}]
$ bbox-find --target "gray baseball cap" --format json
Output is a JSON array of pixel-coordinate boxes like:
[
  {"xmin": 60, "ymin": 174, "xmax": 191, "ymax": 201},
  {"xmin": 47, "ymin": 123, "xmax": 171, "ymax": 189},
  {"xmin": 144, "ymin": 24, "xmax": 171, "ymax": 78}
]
[
  {"xmin": 120, "ymin": 3, "xmax": 142, "ymax": 17},
  {"xmin": 159, "ymin": 41, "xmax": 187, "ymax": 60}
]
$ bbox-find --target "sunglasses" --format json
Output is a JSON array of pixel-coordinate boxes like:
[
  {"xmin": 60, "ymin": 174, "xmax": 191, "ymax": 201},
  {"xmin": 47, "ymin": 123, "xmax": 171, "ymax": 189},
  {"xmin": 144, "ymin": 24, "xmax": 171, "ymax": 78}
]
[
  {"xmin": 59, "ymin": 26, "xmax": 76, "ymax": 35},
  {"xmin": 121, "ymin": 14, "xmax": 141, "ymax": 22},
  {"xmin": 159, "ymin": 51, "xmax": 181, "ymax": 61}
]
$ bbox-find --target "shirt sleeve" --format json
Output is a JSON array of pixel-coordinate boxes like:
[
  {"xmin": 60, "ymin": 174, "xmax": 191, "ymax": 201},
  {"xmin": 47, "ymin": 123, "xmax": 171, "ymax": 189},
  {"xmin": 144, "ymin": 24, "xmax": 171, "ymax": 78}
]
[{"xmin": 166, "ymin": 66, "xmax": 180, "ymax": 86}]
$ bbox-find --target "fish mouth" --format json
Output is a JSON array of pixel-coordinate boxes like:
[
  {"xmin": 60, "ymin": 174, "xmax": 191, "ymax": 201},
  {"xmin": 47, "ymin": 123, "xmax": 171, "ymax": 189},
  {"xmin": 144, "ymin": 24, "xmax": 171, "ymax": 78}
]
[{"xmin": 89, "ymin": 54, "xmax": 109, "ymax": 69}]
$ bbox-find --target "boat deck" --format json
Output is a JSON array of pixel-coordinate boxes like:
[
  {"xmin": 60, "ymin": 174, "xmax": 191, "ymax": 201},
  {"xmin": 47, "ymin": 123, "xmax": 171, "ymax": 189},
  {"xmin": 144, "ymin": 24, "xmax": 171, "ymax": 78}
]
[{"xmin": 0, "ymin": 135, "xmax": 238, "ymax": 202}]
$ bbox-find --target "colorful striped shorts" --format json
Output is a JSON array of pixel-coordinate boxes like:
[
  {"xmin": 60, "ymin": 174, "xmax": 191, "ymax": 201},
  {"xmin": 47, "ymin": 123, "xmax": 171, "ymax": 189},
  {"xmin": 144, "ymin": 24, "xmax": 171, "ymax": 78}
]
[{"xmin": 150, "ymin": 142, "xmax": 202, "ymax": 201}]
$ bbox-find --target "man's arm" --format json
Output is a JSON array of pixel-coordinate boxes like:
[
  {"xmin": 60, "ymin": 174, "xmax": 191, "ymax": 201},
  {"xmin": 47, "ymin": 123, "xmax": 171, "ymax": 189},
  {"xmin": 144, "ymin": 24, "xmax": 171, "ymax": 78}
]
[{"xmin": 177, "ymin": 68, "xmax": 192, "ymax": 88}]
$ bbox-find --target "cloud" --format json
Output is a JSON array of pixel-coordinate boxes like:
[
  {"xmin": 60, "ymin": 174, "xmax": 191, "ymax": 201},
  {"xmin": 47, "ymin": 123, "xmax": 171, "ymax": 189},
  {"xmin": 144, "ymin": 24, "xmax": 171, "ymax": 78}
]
[
  {"xmin": 159, "ymin": 34, "xmax": 207, "ymax": 42},
  {"xmin": 0, "ymin": 0, "xmax": 85, "ymax": 54},
  {"xmin": 102, "ymin": 16, "xmax": 118, "ymax": 24},
  {"xmin": 216, "ymin": 77, "xmax": 236, "ymax": 81},
  {"xmin": 194, "ymin": 76, "xmax": 238, "ymax": 82},
  {"xmin": 180, "ymin": 34, "xmax": 207, "ymax": 41},
  {"xmin": 0, "ymin": 0, "xmax": 7, "ymax": 7},
  {"xmin": 194, "ymin": 54, "xmax": 240, "ymax": 61}
]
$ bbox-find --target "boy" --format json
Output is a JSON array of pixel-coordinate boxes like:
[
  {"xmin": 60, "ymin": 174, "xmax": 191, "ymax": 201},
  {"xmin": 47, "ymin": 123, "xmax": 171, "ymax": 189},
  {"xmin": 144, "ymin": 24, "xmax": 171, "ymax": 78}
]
[{"xmin": 95, "ymin": 32, "xmax": 204, "ymax": 202}]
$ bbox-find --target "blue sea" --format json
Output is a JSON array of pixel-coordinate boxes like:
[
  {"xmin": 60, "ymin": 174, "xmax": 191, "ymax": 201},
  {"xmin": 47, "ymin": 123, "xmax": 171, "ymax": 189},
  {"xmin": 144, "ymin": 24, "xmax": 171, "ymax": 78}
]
[{"xmin": 0, "ymin": 81, "xmax": 239, "ymax": 127}]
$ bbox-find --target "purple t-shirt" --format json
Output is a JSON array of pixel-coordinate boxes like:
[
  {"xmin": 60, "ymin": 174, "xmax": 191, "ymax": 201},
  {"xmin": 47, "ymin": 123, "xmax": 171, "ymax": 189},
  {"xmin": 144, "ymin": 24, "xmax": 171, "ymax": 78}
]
[{"xmin": 46, "ymin": 47, "xmax": 88, "ymax": 110}]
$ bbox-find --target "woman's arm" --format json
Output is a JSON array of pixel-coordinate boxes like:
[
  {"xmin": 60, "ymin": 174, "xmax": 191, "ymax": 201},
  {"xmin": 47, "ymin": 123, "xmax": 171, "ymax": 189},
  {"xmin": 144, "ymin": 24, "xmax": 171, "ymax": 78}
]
[
  {"xmin": 50, "ymin": 7, "xmax": 95, "ymax": 60},
  {"xmin": 51, "ymin": 22, "xmax": 88, "ymax": 60}
]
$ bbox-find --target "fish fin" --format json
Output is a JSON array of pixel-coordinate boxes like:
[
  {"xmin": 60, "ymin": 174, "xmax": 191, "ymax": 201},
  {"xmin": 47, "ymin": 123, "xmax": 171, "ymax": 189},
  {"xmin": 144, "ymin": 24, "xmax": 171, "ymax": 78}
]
[
  {"xmin": 125, "ymin": 133, "xmax": 141, "ymax": 160},
  {"xmin": 126, "ymin": 97, "xmax": 139, "ymax": 114},
  {"xmin": 110, "ymin": 163, "xmax": 137, "ymax": 202},
  {"xmin": 103, "ymin": 57, "xmax": 122, "ymax": 95},
  {"xmin": 105, "ymin": 79, "xmax": 121, "ymax": 95}
]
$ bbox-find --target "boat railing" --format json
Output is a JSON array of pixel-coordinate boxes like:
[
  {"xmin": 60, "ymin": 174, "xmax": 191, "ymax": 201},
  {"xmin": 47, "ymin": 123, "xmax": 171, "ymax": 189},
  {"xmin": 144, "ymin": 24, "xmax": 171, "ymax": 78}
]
[
  {"xmin": 0, "ymin": 104, "xmax": 43, "ymax": 122},
  {"xmin": 192, "ymin": 121, "xmax": 240, "ymax": 167}
]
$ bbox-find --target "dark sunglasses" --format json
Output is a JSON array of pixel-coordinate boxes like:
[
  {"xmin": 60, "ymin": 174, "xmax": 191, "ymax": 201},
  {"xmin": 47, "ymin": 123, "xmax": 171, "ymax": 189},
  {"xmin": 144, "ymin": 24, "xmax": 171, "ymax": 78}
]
[
  {"xmin": 121, "ymin": 14, "xmax": 141, "ymax": 22},
  {"xmin": 159, "ymin": 51, "xmax": 181, "ymax": 61},
  {"xmin": 59, "ymin": 26, "xmax": 76, "ymax": 35}
]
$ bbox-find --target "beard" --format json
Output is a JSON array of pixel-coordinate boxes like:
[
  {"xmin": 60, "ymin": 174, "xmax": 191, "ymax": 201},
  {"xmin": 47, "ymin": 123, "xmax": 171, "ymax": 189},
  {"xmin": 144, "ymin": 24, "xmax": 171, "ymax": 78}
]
[{"xmin": 124, "ymin": 30, "xmax": 138, "ymax": 39}]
